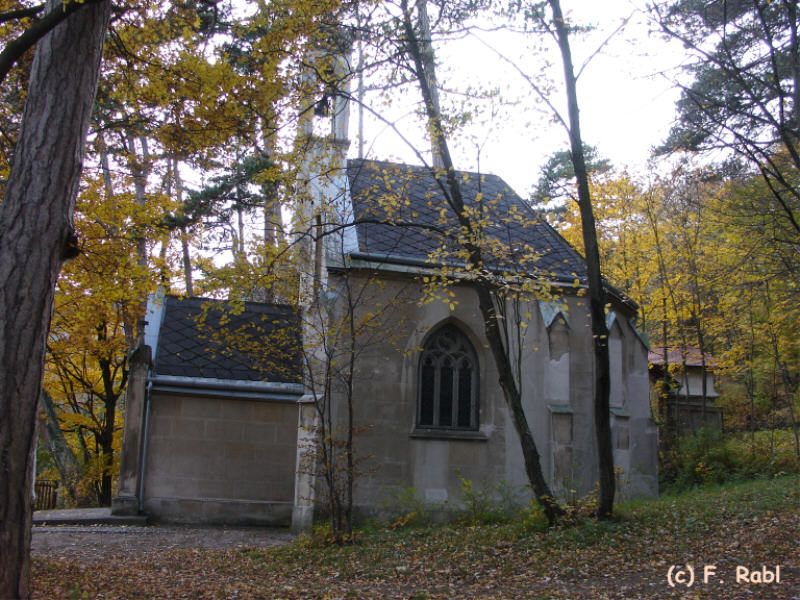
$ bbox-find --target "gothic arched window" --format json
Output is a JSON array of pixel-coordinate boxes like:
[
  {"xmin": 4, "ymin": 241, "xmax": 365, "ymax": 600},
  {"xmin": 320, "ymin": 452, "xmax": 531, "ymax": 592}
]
[{"xmin": 417, "ymin": 324, "xmax": 478, "ymax": 430}]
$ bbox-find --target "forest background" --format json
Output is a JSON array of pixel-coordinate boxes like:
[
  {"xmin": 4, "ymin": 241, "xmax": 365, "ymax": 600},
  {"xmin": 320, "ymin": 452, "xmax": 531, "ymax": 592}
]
[{"xmin": 0, "ymin": 0, "xmax": 797, "ymax": 509}]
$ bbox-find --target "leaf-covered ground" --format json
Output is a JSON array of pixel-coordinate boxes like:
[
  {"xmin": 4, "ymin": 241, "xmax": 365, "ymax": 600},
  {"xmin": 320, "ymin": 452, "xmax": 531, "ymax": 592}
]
[{"xmin": 32, "ymin": 476, "xmax": 800, "ymax": 599}]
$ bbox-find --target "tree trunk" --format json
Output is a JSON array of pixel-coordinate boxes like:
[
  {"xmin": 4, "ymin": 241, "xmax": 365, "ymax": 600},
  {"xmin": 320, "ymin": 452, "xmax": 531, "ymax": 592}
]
[
  {"xmin": 98, "ymin": 356, "xmax": 119, "ymax": 507},
  {"xmin": 0, "ymin": 1, "xmax": 110, "ymax": 597},
  {"xmin": 698, "ymin": 329, "xmax": 708, "ymax": 423},
  {"xmin": 401, "ymin": 0, "xmax": 563, "ymax": 524},
  {"xmin": 414, "ymin": 0, "xmax": 443, "ymax": 168},
  {"xmin": 474, "ymin": 283, "xmax": 564, "ymax": 523},
  {"xmin": 38, "ymin": 391, "xmax": 80, "ymax": 504},
  {"xmin": 181, "ymin": 229, "xmax": 194, "ymax": 296},
  {"xmin": 661, "ymin": 300, "xmax": 673, "ymax": 443},
  {"xmin": 547, "ymin": 0, "xmax": 614, "ymax": 519}
]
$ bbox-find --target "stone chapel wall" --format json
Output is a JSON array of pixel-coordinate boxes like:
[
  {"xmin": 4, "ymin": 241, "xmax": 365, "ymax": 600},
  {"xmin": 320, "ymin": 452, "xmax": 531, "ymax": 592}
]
[{"xmin": 141, "ymin": 393, "xmax": 298, "ymax": 524}]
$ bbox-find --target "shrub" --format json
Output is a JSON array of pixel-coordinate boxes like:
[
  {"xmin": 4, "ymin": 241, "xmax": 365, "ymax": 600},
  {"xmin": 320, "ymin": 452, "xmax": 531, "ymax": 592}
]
[
  {"xmin": 380, "ymin": 486, "xmax": 434, "ymax": 528},
  {"xmin": 456, "ymin": 474, "xmax": 518, "ymax": 526},
  {"xmin": 660, "ymin": 427, "xmax": 800, "ymax": 492}
]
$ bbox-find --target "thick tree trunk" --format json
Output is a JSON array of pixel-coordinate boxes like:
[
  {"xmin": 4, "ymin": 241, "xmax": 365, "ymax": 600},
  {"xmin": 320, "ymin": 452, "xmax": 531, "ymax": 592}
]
[
  {"xmin": 547, "ymin": 0, "xmax": 615, "ymax": 519},
  {"xmin": 0, "ymin": 1, "xmax": 110, "ymax": 597}
]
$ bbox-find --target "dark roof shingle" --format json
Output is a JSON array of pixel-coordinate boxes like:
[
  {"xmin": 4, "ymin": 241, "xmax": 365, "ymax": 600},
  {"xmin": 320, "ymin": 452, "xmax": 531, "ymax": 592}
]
[
  {"xmin": 154, "ymin": 296, "xmax": 301, "ymax": 383},
  {"xmin": 346, "ymin": 159, "xmax": 587, "ymax": 281}
]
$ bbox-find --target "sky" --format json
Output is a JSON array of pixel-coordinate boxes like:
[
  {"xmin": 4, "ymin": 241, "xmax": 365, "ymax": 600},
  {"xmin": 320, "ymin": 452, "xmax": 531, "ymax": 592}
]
[{"xmin": 352, "ymin": 0, "xmax": 689, "ymax": 196}]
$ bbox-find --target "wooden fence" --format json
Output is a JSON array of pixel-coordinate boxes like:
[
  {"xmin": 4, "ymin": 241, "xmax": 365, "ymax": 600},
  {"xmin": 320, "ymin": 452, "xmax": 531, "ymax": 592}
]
[{"xmin": 34, "ymin": 479, "xmax": 58, "ymax": 510}]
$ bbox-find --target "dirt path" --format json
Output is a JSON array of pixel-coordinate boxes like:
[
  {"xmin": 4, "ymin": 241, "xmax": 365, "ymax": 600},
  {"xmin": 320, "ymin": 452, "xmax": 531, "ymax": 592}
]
[{"xmin": 31, "ymin": 525, "xmax": 295, "ymax": 562}]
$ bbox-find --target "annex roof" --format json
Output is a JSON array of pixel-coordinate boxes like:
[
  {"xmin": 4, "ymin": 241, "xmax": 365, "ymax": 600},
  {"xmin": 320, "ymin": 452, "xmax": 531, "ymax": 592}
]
[
  {"xmin": 152, "ymin": 295, "xmax": 301, "ymax": 385},
  {"xmin": 345, "ymin": 159, "xmax": 588, "ymax": 282}
]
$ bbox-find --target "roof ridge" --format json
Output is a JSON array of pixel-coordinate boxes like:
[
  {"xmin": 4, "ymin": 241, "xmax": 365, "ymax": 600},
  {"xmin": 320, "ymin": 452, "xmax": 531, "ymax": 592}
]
[
  {"xmin": 165, "ymin": 294, "xmax": 298, "ymax": 312},
  {"xmin": 346, "ymin": 157, "xmax": 505, "ymax": 182}
]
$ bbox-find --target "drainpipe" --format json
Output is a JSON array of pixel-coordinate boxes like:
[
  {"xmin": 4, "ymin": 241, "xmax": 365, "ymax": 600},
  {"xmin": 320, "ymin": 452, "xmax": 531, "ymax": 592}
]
[
  {"xmin": 31, "ymin": 431, "xmax": 37, "ymax": 507},
  {"xmin": 137, "ymin": 379, "xmax": 153, "ymax": 513}
]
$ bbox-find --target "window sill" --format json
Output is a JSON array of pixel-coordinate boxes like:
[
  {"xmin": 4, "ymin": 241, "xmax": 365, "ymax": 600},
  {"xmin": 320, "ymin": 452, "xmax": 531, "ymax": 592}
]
[{"xmin": 410, "ymin": 428, "xmax": 488, "ymax": 441}]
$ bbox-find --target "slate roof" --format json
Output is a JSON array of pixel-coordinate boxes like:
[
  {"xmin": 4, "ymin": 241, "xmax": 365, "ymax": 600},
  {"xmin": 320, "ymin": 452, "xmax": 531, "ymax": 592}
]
[
  {"xmin": 345, "ymin": 159, "xmax": 588, "ymax": 282},
  {"xmin": 153, "ymin": 296, "xmax": 301, "ymax": 383}
]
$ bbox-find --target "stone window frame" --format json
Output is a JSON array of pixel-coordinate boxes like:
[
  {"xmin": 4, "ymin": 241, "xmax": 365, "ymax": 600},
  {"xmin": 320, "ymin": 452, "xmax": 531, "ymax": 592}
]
[{"xmin": 413, "ymin": 323, "xmax": 480, "ymax": 435}]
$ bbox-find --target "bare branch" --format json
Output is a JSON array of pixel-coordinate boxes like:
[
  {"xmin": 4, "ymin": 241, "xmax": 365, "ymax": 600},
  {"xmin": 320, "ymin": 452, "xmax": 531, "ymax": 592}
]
[
  {"xmin": 576, "ymin": 14, "xmax": 630, "ymax": 80},
  {"xmin": 0, "ymin": 0, "xmax": 109, "ymax": 85},
  {"xmin": 469, "ymin": 31, "xmax": 570, "ymax": 135}
]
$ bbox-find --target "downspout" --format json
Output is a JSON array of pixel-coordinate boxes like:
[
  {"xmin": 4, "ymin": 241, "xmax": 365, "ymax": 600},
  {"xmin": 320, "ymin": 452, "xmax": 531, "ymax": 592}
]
[
  {"xmin": 137, "ymin": 378, "xmax": 153, "ymax": 513},
  {"xmin": 31, "ymin": 428, "xmax": 37, "ymax": 507}
]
